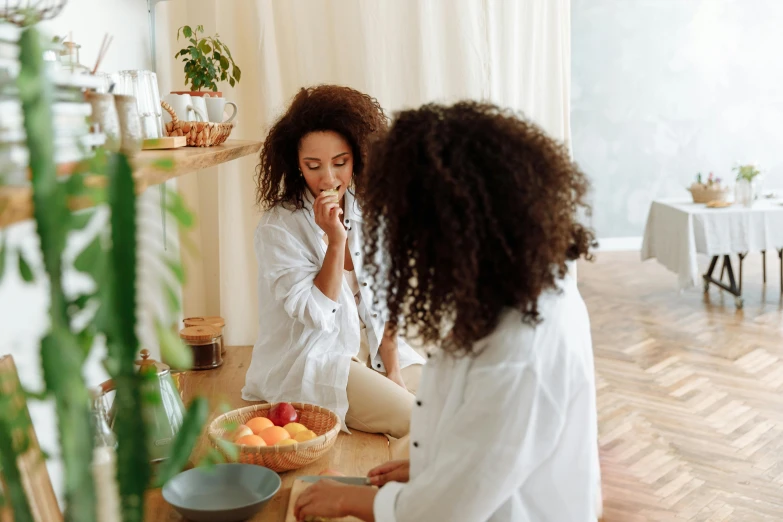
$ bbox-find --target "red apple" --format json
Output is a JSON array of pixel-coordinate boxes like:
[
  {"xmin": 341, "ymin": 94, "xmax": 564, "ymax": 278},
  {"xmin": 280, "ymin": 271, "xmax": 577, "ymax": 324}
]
[{"xmin": 268, "ymin": 402, "xmax": 299, "ymax": 427}]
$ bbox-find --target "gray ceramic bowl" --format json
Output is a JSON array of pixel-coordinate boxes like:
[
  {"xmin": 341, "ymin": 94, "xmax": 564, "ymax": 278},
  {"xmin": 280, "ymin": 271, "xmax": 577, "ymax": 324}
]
[{"xmin": 162, "ymin": 463, "xmax": 281, "ymax": 522}]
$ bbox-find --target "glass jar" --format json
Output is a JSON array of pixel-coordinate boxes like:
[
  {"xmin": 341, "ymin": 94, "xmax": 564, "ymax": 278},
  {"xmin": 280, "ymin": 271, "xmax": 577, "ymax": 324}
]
[
  {"xmin": 183, "ymin": 316, "xmax": 226, "ymax": 355},
  {"xmin": 179, "ymin": 325, "xmax": 223, "ymax": 370},
  {"xmin": 113, "ymin": 94, "xmax": 143, "ymax": 155},
  {"xmin": 86, "ymin": 92, "xmax": 121, "ymax": 152}
]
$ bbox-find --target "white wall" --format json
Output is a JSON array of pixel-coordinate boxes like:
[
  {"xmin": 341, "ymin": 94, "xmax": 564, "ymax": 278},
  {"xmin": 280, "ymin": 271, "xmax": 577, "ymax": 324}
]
[
  {"xmin": 572, "ymin": 0, "xmax": 783, "ymax": 240},
  {"xmin": 1, "ymin": 0, "xmax": 168, "ymax": 505}
]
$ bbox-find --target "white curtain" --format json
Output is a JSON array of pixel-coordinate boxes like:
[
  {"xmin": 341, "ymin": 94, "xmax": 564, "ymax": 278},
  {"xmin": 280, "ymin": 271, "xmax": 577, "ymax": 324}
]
[{"xmin": 154, "ymin": 0, "xmax": 572, "ymax": 346}]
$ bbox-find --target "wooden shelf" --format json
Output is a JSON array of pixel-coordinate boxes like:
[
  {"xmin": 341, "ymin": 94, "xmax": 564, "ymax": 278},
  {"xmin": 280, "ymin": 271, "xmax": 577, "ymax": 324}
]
[{"xmin": 0, "ymin": 140, "xmax": 261, "ymax": 229}]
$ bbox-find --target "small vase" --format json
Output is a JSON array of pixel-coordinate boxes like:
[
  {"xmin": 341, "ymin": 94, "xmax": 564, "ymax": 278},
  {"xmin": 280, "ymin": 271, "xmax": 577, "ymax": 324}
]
[{"xmin": 735, "ymin": 179, "xmax": 756, "ymax": 208}]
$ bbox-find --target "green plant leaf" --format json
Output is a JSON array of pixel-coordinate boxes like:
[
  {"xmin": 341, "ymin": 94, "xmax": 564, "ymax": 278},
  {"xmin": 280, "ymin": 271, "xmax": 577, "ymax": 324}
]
[
  {"xmin": 155, "ymin": 319, "xmax": 192, "ymax": 370},
  {"xmin": 199, "ymin": 42, "xmax": 212, "ymax": 54},
  {"xmin": 17, "ymin": 251, "xmax": 34, "ymax": 282},
  {"xmin": 219, "ymin": 56, "xmax": 229, "ymax": 70},
  {"xmin": 165, "ymin": 256, "xmax": 186, "ymax": 285},
  {"xmin": 182, "ymin": 25, "xmax": 193, "ymax": 38},
  {"xmin": 68, "ymin": 292, "xmax": 96, "ymax": 313},
  {"xmin": 165, "ymin": 192, "xmax": 194, "ymax": 228},
  {"xmin": 76, "ymin": 328, "xmax": 95, "ymax": 359},
  {"xmin": 0, "ymin": 236, "xmax": 6, "ymax": 280},
  {"xmin": 233, "ymin": 66, "xmax": 241, "ymax": 82},
  {"xmin": 229, "ymin": 78, "xmax": 235, "ymax": 87},
  {"xmin": 152, "ymin": 396, "xmax": 208, "ymax": 487},
  {"xmin": 74, "ymin": 235, "xmax": 104, "ymax": 279},
  {"xmin": 197, "ymin": 25, "xmax": 205, "ymax": 33},
  {"xmin": 70, "ymin": 209, "xmax": 95, "ymax": 231},
  {"xmin": 220, "ymin": 72, "xmax": 227, "ymax": 81},
  {"xmin": 0, "ymin": 416, "xmax": 35, "ymax": 522},
  {"xmin": 164, "ymin": 283, "xmax": 181, "ymax": 316}
]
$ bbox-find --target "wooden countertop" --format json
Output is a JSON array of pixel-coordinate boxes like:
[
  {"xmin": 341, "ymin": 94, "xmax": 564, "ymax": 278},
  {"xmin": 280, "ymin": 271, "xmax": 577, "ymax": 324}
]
[
  {"xmin": 0, "ymin": 140, "xmax": 261, "ymax": 229},
  {"xmin": 144, "ymin": 346, "xmax": 391, "ymax": 521}
]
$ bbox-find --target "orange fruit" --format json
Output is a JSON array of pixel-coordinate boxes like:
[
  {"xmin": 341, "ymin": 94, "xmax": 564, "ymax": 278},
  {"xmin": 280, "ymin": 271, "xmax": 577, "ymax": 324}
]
[
  {"xmin": 276, "ymin": 439, "xmax": 296, "ymax": 446},
  {"xmin": 245, "ymin": 417, "xmax": 274, "ymax": 435},
  {"xmin": 283, "ymin": 422, "xmax": 308, "ymax": 437},
  {"xmin": 234, "ymin": 434, "xmax": 266, "ymax": 447},
  {"xmin": 294, "ymin": 430, "xmax": 317, "ymax": 442},
  {"xmin": 259, "ymin": 426, "xmax": 291, "ymax": 446}
]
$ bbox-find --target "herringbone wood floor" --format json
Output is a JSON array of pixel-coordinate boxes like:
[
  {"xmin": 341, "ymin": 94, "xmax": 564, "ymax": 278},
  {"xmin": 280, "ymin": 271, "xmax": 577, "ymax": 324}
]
[{"xmin": 580, "ymin": 252, "xmax": 783, "ymax": 521}]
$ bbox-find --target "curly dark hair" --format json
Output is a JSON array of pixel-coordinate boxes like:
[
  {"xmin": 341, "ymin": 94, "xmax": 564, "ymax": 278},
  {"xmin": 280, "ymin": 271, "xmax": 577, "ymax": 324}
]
[
  {"xmin": 359, "ymin": 101, "xmax": 596, "ymax": 356},
  {"xmin": 255, "ymin": 85, "xmax": 388, "ymax": 210}
]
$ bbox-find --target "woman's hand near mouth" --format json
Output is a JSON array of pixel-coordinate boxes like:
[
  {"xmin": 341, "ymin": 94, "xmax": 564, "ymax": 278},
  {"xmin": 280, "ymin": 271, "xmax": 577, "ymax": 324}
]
[{"xmin": 313, "ymin": 189, "xmax": 347, "ymax": 301}]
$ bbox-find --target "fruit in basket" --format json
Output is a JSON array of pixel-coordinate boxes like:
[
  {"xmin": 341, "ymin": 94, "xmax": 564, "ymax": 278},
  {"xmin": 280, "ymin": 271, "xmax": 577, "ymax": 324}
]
[
  {"xmin": 259, "ymin": 426, "xmax": 291, "ymax": 445},
  {"xmin": 277, "ymin": 439, "xmax": 297, "ymax": 446},
  {"xmin": 294, "ymin": 430, "xmax": 318, "ymax": 442},
  {"xmin": 284, "ymin": 422, "xmax": 308, "ymax": 437},
  {"xmin": 235, "ymin": 434, "xmax": 266, "ymax": 447},
  {"xmin": 269, "ymin": 402, "xmax": 299, "ymax": 426},
  {"xmin": 225, "ymin": 425, "xmax": 253, "ymax": 441},
  {"xmin": 245, "ymin": 416, "xmax": 275, "ymax": 435}
]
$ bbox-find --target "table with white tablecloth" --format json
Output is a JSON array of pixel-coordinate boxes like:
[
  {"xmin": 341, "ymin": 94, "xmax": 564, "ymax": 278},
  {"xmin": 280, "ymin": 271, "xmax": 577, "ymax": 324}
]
[{"xmin": 641, "ymin": 199, "xmax": 783, "ymax": 306}]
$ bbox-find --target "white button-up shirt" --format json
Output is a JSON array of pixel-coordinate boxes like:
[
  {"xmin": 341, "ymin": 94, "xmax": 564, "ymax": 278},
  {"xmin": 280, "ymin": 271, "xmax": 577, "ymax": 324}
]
[
  {"xmin": 374, "ymin": 273, "xmax": 600, "ymax": 521},
  {"xmin": 242, "ymin": 191, "xmax": 424, "ymax": 429}
]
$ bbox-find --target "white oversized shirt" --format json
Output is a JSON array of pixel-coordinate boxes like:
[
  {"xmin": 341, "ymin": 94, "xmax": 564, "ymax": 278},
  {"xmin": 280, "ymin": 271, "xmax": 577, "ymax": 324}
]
[
  {"xmin": 241, "ymin": 190, "xmax": 424, "ymax": 429},
  {"xmin": 374, "ymin": 273, "xmax": 600, "ymax": 521}
]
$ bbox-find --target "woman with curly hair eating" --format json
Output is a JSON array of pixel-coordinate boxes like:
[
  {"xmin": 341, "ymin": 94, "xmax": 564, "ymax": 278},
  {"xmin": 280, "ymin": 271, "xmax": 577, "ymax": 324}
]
[
  {"xmin": 242, "ymin": 85, "xmax": 425, "ymax": 439},
  {"xmin": 294, "ymin": 101, "xmax": 601, "ymax": 521}
]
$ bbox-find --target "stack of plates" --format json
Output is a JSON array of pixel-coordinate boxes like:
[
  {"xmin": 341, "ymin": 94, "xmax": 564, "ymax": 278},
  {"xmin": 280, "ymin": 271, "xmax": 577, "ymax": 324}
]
[{"xmin": 0, "ymin": 22, "xmax": 106, "ymax": 185}]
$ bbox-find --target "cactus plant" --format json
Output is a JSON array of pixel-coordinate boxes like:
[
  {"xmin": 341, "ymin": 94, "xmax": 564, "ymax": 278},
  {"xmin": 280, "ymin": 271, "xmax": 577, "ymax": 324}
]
[{"xmin": 1, "ymin": 26, "xmax": 207, "ymax": 522}]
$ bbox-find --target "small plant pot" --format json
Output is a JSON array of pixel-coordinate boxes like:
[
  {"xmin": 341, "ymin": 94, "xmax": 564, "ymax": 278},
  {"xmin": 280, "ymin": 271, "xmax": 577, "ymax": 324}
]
[{"xmin": 171, "ymin": 91, "xmax": 222, "ymax": 98}]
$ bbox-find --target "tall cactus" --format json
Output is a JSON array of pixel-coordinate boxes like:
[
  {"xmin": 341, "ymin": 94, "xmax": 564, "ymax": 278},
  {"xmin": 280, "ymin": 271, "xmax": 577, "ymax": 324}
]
[
  {"xmin": 17, "ymin": 26, "xmax": 97, "ymax": 522},
  {"xmin": 4, "ymin": 25, "xmax": 207, "ymax": 522}
]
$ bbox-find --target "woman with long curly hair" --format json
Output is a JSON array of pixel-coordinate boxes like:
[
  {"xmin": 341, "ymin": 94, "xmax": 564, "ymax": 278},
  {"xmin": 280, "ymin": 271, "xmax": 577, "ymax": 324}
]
[
  {"xmin": 294, "ymin": 102, "xmax": 601, "ymax": 521},
  {"xmin": 242, "ymin": 85, "xmax": 424, "ymax": 439}
]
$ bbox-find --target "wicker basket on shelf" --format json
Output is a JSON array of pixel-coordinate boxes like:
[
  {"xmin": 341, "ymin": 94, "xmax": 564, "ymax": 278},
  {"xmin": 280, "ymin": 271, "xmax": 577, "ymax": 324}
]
[
  {"xmin": 208, "ymin": 402, "xmax": 340, "ymax": 473},
  {"xmin": 688, "ymin": 185, "xmax": 730, "ymax": 204},
  {"xmin": 161, "ymin": 101, "xmax": 233, "ymax": 147}
]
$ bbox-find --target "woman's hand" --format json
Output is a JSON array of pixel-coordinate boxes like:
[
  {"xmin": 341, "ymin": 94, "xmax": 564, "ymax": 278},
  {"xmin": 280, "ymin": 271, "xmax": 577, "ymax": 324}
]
[
  {"xmin": 294, "ymin": 480, "xmax": 376, "ymax": 522},
  {"xmin": 314, "ymin": 191, "xmax": 346, "ymax": 244},
  {"xmin": 367, "ymin": 460, "xmax": 410, "ymax": 487}
]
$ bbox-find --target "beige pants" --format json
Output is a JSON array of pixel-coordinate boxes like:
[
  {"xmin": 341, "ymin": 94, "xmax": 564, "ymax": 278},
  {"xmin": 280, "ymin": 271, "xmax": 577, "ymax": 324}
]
[{"xmin": 345, "ymin": 328, "xmax": 423, "ymax": 440}]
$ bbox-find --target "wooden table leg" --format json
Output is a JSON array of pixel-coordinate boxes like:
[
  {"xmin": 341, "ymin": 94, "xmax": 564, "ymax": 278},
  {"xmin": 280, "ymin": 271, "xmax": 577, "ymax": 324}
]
[
  {"xmin": 738, "ymin": 253, "xmax": 746, "ymax": 293},
  {"xmin": 779, "ymin": 249, "xmax": 783, "ymax": 295}
]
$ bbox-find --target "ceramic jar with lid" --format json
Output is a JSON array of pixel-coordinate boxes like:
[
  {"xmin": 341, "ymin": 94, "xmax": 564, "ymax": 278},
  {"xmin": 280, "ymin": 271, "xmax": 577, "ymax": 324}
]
[
  {"xmin": 180, "ymin": 325, "xmax": 223, "ymax": 370},
  {"xmin": 183, "ymin": 316, "xmax": 226, "ymax": 355}
]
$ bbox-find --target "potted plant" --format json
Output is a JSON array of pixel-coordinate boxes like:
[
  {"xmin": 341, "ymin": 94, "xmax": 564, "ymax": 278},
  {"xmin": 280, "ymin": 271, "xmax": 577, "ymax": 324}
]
[
  {"xmin": 734, "ymin": 163, "xmax": 761, "ymax": 208},
  {"xmin": 172, "ymin": 25, "xmax": 241, "ymax": 98}
]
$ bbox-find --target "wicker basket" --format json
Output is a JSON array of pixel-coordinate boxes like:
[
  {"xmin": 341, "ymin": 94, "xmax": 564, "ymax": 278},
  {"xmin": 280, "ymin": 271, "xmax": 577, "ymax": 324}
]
[
  {"xmin": 688, "ymin": 185, "xmax": 730, "ymax": 204},
  {"xmin": 208, "ymin": 402, "xmax": 340, "ymax": 472},
  {"xmin": 161, "ymin": 101, "xmax": 234, "ymax": 147}
]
